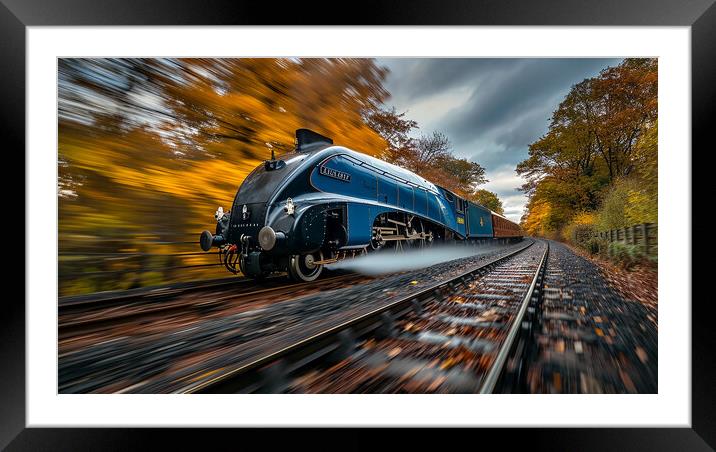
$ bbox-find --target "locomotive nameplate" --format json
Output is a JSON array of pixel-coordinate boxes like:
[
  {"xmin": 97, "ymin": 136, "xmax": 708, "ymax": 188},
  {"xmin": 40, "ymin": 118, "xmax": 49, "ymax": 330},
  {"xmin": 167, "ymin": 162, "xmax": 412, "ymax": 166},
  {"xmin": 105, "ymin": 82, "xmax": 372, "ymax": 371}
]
[{"xmin": 319, "ymin": 165, "xmax": 351, "ymax": 182}]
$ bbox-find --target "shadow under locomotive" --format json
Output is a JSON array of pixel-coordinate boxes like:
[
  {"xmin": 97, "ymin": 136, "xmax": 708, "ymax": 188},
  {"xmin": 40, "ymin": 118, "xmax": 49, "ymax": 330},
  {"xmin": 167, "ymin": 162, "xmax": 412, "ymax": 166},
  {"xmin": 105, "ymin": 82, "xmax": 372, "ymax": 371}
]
[{"xmin": 200, "ymin": 129, "xmax": 523, "ymax": 282}]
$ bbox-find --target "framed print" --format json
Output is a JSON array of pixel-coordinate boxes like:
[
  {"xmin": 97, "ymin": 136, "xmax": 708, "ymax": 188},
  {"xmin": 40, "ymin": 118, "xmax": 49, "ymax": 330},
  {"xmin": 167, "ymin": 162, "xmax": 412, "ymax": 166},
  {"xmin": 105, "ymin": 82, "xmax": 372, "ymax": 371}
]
[{"xmin": 4, "ymin": 0, "xmax": 713, "ymax": 449}]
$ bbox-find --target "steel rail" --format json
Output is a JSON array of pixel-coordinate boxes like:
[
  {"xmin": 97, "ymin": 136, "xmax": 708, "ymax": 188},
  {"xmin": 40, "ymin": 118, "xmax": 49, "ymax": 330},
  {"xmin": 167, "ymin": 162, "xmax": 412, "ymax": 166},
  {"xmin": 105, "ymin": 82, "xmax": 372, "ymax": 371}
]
[
  {"xmin": 58, "ymin": 273, "xmax": 365, "ymax": 332},
  {"xmin": 188, "ymin": 239, "xmax": 537, "ymax": 394},
  {"xmin": 59, "ymin": 261, "xmax": 226, "ymax": 279},
  {"xmin": 58, "ymin": 275, "xmax": 261, "ymax": 309},
  {"xmin": 478, "ymin": 240, "xmax": 549, "ymax": 394}
]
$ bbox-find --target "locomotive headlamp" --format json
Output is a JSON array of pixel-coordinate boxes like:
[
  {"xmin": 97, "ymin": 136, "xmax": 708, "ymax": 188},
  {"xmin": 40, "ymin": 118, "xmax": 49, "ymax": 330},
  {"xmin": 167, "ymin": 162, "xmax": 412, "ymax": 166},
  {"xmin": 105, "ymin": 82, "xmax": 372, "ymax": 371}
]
[
  {"xmin": 284, "ymin": 197, "xmax": 295, "ymax": 216},
  {"xmin": 214, "ymin": 206, "xmax": 224, "ymax": 221},
  {"xmin": 242, "ymin": 204, "xmax": 249, "ymax": 220}
]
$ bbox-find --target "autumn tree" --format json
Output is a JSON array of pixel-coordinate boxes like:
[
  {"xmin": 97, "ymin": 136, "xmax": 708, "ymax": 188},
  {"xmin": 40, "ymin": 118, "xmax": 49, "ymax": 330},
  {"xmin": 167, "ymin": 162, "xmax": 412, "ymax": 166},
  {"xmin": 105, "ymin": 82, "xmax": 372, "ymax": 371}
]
[
  {"xmin": 517, "ymin": 58, "xmax": 657, "ymax": 237},
  {"xmin": 408, "ymin": 131, "xmax": 452, "ymax": 173},
  {"xmin": 364, "ymin": 106, "xmax": 418, "ymax": 162},
  {"xmin": 58, "ymin": 57, "xmax": 393, "ymax": 294},
  {"xmin": 472, "ymin": 189, "xmax": 504, "ymax": 214}
]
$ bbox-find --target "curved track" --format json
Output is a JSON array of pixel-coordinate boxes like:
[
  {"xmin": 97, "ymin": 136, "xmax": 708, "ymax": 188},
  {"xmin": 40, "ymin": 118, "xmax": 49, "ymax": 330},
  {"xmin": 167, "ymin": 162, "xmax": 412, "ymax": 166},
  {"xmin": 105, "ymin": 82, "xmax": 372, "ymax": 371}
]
[
  {"xmin": 192, "ymin": 240, "xmax": 547, "ymax": 393},
  {"xmin": 59, "ymin": 241, "xmax": 535, "ymax": 393},
  {"xmin": 59, "ymin": 272, "xmax": 369, "ymax": 336}
]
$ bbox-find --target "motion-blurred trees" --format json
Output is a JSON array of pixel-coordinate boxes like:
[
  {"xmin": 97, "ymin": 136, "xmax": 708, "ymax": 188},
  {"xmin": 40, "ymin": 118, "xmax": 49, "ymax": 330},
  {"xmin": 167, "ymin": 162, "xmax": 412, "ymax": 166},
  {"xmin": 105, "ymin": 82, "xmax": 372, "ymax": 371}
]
[
  {"xmin": 58, "ymin": 58, "xmax": 392, "ymax": 294},
  {"xmin": 517, "ymin": 58, "xmax": 657, "ymax": 238},
  {"xmin": 59, "ymin": 57, "xmax": 504, "ymax": 295},
  {"xmin": 59, "ymin": 58, "xmax": 390, "ymax": 233}
]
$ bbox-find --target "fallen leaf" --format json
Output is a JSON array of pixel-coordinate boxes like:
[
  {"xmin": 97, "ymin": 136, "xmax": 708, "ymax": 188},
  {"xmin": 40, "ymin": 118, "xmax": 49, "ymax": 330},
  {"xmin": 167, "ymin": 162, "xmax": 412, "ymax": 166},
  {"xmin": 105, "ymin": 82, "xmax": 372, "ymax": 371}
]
[{"xmin": 635, "ymin": 347, "xmax": 648, "ymax": 363}]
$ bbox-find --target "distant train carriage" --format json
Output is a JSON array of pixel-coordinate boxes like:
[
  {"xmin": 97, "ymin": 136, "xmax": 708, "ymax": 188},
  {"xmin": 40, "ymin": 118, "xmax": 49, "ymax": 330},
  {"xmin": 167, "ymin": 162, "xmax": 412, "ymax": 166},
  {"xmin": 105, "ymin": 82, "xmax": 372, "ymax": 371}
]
[
  {"xmin": 491, "ymin": 211, "xmax": 523, "ymax": 238},
  {"xmin": 199, "ymin": 129, "xmax": 524, "ymax": 281}
]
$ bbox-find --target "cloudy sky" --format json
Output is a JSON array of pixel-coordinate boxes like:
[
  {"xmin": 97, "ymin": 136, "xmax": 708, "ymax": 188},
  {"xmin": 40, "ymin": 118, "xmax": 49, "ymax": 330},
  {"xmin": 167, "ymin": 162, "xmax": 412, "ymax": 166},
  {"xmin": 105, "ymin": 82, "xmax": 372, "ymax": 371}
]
[{"xmin": 378, "ymin": 58, "xmax": 621, "ymax": 222}]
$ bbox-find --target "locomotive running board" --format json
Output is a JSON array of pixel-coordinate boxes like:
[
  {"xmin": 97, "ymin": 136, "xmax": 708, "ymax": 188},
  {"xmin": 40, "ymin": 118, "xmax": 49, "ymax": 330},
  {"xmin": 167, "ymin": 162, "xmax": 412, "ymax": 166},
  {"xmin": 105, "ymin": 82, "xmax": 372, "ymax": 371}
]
[{"xmin": 313, "ymin": 248, "xmax": 368, "ymax": 265}]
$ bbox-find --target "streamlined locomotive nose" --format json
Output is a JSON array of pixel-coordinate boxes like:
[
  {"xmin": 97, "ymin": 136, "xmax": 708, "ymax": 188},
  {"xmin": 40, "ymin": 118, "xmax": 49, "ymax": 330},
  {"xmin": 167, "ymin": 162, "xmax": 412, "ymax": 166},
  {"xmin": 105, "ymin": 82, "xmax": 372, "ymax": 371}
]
[{"xmin": 258, "ymin": 225, "xmax": 286, "ymax": 251}]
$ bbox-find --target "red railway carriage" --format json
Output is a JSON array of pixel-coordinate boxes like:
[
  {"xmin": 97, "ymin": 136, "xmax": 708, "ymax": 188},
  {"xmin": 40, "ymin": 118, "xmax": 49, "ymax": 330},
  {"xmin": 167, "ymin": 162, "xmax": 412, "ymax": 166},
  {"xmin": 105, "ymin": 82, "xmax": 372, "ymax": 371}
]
[{"xmin": 491, "ymin": 211, "xmax": 523, "ymax": 238}]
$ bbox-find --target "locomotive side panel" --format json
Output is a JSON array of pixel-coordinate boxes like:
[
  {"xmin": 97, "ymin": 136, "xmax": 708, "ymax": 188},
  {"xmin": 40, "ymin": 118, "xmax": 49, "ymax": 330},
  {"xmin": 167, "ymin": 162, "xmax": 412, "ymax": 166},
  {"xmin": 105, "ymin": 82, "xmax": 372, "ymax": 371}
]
[
  {"xmin": 377, "ymin": 175, "xmax": 399, "ymax": 206},
  {"xmin": 466, "ymin": 201, "xmax": 493, "ymax": 238},
  {"xmin": 438, "ymin": 188, "xmax": 467, "ymax": 237},
  {"xmin": 398, "ymin": 184, "xmax": 414, "ymax": 211},
  {"xmin": 310, "ymin": 154, "xmax": 375, "ymax": 199},
  {"xmin": 414, "ymin": 188, "xmax": 428, "ymax": 216},
  {"xmin": 310, "ymin": 152, "xmax": 460, "ymax": 236},
  {"xmin": 454, "ymin": 198, "xmax": 467, "ymax": 237},
  {"xmin": 345, "ymin": 203, "xmax": 392, "ymax": 246}
]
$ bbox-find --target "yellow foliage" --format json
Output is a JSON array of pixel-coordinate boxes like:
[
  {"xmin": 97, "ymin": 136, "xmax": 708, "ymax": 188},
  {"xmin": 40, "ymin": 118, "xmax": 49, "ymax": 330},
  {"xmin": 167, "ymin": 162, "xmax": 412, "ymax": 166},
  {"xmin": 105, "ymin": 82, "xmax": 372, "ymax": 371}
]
[
  {"xmin": 572, "ymin": 211, "xmax": 595, "ymax": 226},
  {"xmin": 57, "ymin": 58, "xmax": 392, "ymax": 295},
  {"xmin": 521, "ymin": 199, "xmax": 552, "ymax": 237}
]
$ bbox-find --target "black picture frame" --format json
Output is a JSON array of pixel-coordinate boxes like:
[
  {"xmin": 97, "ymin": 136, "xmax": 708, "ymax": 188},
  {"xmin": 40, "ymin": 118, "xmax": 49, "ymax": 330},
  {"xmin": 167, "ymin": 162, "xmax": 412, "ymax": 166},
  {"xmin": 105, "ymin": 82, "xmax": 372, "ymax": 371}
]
[{"xmin": 3, "ymin": 0, "xmax": 712, "ymax": 450}]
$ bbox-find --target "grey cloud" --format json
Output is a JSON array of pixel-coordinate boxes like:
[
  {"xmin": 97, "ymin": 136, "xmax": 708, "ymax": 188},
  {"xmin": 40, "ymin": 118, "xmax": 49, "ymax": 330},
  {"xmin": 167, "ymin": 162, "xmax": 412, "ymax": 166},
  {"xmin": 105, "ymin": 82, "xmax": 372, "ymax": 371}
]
[
  {"xmin": 380, "ymin": 57, "xmax": 622, "ymax": 221},
  {"xmin": 439, "ymin": 59, "xmax": 619, "ymax": 150},
  {"xmin": 379, "ymin": 58, "xmax": 515, "ymax": 106}
]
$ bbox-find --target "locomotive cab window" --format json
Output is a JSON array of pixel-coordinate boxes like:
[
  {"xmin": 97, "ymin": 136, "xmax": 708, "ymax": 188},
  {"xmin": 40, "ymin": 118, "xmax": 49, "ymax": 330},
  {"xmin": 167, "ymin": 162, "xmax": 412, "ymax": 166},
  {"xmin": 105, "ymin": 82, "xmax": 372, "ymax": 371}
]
[{"xmin": 456, "ymin": 198, "xmax": 465, "ymax": 213}]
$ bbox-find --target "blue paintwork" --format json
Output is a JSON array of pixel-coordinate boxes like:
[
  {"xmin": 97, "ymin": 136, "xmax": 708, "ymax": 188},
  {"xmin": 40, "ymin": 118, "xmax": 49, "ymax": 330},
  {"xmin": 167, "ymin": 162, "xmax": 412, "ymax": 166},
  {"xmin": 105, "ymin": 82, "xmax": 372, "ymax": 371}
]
[
  {"xmin": 466, "ymin": 201, "xmax": 494, "ymax": 237},
  {"xmin": 251, "ymin": 145, "xmax": 520, "ymax": 253},
  {"xmin": 308, "ymin": 150, "xmax": 461, "ymax": 238},
  {"xmin": 346, "ymin": 203, "xmax": 392, "ymax": 246},
  {"xmin": 436, "ymin": 187, "xmax": 468, "ymax": 237}
]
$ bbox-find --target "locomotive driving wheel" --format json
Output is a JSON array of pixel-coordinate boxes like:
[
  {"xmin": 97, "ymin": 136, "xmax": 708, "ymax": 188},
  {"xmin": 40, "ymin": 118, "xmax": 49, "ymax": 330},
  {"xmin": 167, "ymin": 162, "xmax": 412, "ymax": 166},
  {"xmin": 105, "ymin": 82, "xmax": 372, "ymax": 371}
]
[
  {"xmin": 370, "ymin": 228, "xmax": 385, "ymax": 251},
  {"xmin": 408, "ymin": 219, "xmax": 424, "ymax": 249},
  {"xmin": 288, "ymin": 250, "xmax": 324, "ymax": 282},
  {"xmin": 409, "ymin": 219, "xmax": 433, "ymax": 249}
]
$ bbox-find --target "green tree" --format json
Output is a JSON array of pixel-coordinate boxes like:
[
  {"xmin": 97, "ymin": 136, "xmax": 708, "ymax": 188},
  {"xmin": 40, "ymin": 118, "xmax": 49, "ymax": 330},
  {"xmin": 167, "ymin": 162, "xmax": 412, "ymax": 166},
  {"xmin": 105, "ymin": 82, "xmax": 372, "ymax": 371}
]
[
  {"xmin": 471, "ymin": 189, "xmax": 504, "ymax": 214},
  {"xmin": 517, "ymin": 58, "xmax": 657, "ymax": 236}
]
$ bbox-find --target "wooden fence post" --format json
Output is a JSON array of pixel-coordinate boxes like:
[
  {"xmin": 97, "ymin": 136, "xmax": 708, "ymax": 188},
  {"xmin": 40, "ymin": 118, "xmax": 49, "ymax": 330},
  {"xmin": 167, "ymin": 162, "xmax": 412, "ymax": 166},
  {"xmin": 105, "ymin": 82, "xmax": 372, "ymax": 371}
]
[
  {"xmin": 597, "ymin": 223, "xmax": 656, "ymax": 257},
  {"xmin": 631, "ymin": 225, "xmax": 636, "ymax": 246}
]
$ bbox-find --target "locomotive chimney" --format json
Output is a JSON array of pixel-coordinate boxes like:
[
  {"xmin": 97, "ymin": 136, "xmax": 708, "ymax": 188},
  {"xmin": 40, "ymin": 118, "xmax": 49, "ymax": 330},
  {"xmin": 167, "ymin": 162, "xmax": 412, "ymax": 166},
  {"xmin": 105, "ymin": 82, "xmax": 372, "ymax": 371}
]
[{"xmin": 295, "ymin": 128, "xmax": 333, "ymax": 153}]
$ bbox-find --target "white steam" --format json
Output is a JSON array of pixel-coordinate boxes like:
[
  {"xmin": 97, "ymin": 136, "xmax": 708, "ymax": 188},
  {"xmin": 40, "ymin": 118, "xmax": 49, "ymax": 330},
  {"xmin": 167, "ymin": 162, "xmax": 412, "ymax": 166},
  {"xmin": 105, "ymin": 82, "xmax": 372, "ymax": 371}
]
[{"xmin": 325, "ymin": 243, "xmax": 510, "ymax": 276}]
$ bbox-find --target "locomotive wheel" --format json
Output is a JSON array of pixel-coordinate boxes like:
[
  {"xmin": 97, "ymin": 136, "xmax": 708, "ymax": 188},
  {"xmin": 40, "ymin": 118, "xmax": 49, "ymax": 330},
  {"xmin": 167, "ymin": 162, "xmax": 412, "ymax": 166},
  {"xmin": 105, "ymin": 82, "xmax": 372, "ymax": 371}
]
[
  {"xmin": 424, "ymin": 230, "xmax": 434, "ymax": 247},
  {"xmin": 407, "ymin": 220, "xmax": 431, "ymax": 249},
  {"xmin": 409, "ymin": 220, "xmax": 424, "ymax": 249},
  {"xmin": 370, "ymin": 231, "xmax": 385, "ymax": 251},
  {"xmin": 288, "ymin": 250, "xmax": 324, "ymax": 282}
]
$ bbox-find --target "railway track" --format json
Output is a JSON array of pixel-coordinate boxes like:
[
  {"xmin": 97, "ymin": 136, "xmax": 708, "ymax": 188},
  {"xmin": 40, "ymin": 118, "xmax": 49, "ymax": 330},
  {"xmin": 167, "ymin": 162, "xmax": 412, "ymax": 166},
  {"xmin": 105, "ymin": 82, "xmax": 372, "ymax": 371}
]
[
  {"xmin": 58, "ymin": 272, "xmax": 368, "ymax": 336},
  {"xmin": 191, "ymin": 239, "xmax": 548, "ymax": 394}
]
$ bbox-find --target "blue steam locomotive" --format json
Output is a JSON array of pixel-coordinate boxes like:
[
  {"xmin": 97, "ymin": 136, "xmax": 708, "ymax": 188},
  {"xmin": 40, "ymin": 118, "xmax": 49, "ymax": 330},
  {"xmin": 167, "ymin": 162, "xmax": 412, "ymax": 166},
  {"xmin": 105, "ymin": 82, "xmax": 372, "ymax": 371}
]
[{"xmin": 200, "ymin": 129, "xmax": 523, "ymax": 281}]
